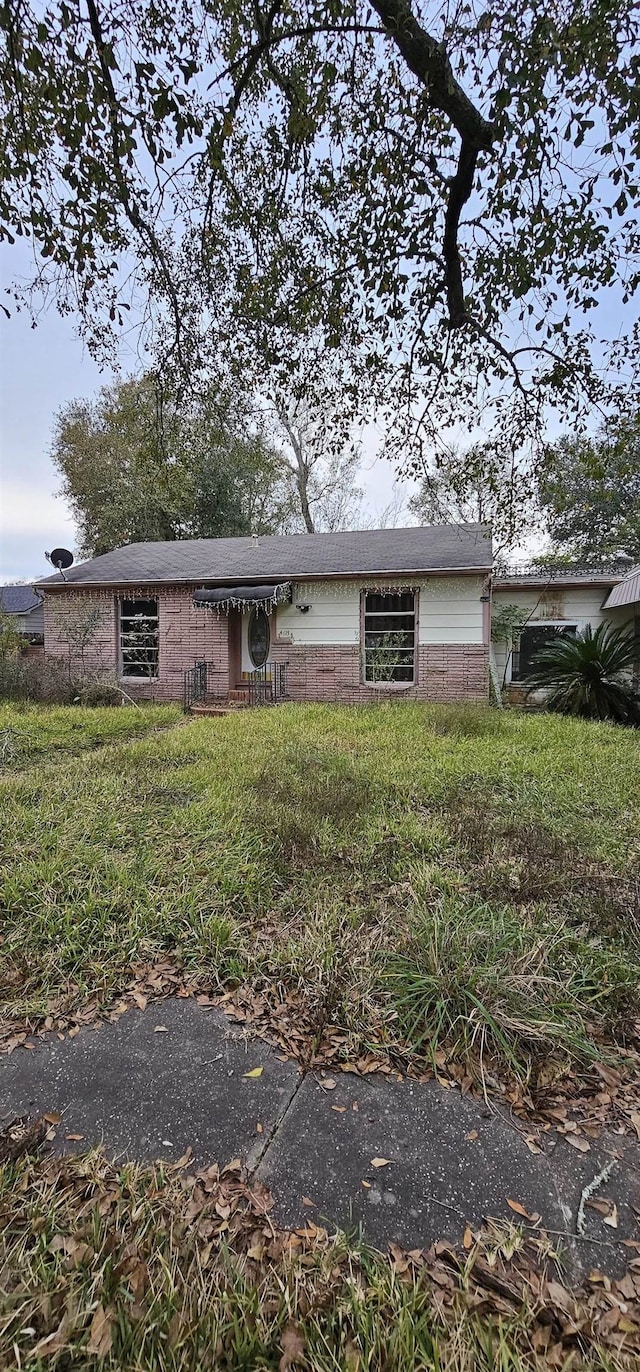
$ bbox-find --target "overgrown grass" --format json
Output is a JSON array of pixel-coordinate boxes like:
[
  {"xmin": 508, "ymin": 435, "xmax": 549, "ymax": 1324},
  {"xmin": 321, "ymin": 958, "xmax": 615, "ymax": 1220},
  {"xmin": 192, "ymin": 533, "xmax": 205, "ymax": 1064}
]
[
  {"xmin": 0, "ymin": 701, "xmax": 182, "ymax": 767},
  {"xmin": 1, "ymin": 702, "xmax": 639, "ymax": 1085},
  {"xmin": 1, "ymin": 1147, "xmax": 636, "ymax": 1371}
]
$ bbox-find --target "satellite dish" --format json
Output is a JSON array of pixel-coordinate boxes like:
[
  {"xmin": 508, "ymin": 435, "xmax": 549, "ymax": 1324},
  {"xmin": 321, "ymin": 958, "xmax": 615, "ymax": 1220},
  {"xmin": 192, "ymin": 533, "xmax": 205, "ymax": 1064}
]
[{"xmin": 47, "ymin": 548, "xmax": 74, "ymax": 570}]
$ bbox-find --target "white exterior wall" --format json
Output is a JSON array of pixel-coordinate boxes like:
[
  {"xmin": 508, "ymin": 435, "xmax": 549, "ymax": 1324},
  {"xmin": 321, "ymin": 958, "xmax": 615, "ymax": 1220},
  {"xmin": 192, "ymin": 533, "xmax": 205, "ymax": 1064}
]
[
  {"xmin": 273, "ymin": 575, "xmax": 485, "ymax": 648},
  {"xmin": 492, "ymin": 583, "xmax": 634, "ymax": 683}
]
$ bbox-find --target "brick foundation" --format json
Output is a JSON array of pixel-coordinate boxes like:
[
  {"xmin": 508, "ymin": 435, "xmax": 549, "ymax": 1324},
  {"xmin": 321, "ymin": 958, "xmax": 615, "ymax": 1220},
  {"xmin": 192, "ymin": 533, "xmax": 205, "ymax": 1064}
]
[{"xmin": 271, "ymin": 642, "xmax": 489, "ymax": 704}]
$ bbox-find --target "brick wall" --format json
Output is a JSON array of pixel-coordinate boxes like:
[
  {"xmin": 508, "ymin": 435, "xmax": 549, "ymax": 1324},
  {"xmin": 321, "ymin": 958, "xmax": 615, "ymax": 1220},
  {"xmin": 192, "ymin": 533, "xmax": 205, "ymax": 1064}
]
[
  {"xmin": 43, "ymin": 586, "xmax": 229, "ymax": 702},
  {"xmin": 271, "ymin": 641, "xmax": 489, "ymax": 704},
  {"xmin": 43, "ymin": 586, "xmax": 488, "ymax": 704}
]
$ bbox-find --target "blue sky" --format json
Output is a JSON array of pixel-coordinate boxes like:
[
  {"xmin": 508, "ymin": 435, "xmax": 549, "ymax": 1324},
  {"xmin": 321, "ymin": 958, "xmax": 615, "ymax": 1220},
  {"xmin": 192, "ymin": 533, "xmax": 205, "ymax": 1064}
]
[{"xmin": 0, "ymin": 282, "xmax": 102, "ymax": 582}]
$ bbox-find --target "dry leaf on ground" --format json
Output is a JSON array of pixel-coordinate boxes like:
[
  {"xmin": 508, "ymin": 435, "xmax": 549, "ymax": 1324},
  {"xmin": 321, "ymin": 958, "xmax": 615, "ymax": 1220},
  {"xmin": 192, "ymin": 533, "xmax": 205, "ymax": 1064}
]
[
  {"xmin": 279, "ymin": 1321, "xmax": 306, "ymax": 1369},
  {"xmin": 87, "ymin": 1303, "xmax": 114, "ymax": 1357},
  {"xmin": 33, "ymin": 1313, "xmax": 70, "ymax": 1359},
  {"xmin": 507, "ymin": 1199, "xmax": 536, "ymax": 1221}
]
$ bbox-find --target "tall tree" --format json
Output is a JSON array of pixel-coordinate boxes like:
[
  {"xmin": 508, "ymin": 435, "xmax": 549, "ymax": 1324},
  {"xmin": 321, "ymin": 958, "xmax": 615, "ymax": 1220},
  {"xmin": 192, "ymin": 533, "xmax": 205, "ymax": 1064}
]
[
  {"xmin": 273, "ymin": 404, "xmax": 363, "ymax": 533},
  {"xmin": 52, "ymin": 374, "xmax": 297, "ymax": 556},
  {"xmin": 409, "ymin": 440, "xmax": 537, "ymax": 554},
  {"xmin": 2, "ymin": 2, "xmax": 638, "ymax": 462},
  {"xmin": 538, "ymin": 416, "xmax": 640, "ymax": 564}
]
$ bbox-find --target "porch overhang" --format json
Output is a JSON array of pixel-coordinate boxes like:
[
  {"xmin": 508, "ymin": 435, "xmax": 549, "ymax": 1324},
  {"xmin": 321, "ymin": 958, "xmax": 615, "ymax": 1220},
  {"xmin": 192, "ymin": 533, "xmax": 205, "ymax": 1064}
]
[{"xmin": 193, "ymin": 582, "xmax": 292, "ymax": 612}]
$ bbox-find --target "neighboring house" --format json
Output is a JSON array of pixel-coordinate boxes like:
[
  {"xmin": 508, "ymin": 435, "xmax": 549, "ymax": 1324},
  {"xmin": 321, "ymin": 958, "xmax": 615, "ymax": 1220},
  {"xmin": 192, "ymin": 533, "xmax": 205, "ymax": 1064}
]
[
  {"xmin": 492, "ymin": 563, "xmax": 640, "ymax": 693},
  {"xmin": 36, "ymin": 525, "xmax": 493, "ymax": 705},
  {"xmin": 0, "ymin": 585, "xmax": 45, "ymax": 648}
]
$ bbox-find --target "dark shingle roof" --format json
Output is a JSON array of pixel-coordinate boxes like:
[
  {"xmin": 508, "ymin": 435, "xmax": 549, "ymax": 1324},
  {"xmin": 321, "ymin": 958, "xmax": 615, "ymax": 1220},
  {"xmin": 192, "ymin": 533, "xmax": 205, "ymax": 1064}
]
[
  {"xmin": 36, "ymin": 525, "xmax": 491, "ymax": 589},
  {"xmin": 0, "ymin": 585, "xmax": 43, "ymax": 613}
]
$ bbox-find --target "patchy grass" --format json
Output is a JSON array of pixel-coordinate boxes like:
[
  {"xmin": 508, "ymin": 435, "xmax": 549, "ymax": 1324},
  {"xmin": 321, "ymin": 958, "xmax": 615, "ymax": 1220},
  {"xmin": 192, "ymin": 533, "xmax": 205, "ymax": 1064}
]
[
  {"xmin": 1, "ymin": 702, "xmax": 639, "ymax": 1086},
  {"xmin": 0, "ymin": 701, "xmax": 182, "ymax": 768},
  {"xmin": 1, "ymin": 1144, "xmax": 638, "ymax": 1371}
]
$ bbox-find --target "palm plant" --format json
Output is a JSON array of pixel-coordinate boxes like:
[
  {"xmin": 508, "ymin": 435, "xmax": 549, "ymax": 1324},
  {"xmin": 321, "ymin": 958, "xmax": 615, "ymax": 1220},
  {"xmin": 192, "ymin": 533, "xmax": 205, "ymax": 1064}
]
[{"xmin": 525, "ymin": 622, "xmax": 640, "ymax": 724}]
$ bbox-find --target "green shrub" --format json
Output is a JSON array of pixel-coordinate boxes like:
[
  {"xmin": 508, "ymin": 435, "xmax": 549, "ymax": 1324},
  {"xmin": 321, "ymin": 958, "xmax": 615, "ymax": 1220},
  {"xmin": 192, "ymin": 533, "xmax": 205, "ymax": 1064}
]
[{"xmin": 526, "ymin": 622, "xmax": 640, "ymax": 724}]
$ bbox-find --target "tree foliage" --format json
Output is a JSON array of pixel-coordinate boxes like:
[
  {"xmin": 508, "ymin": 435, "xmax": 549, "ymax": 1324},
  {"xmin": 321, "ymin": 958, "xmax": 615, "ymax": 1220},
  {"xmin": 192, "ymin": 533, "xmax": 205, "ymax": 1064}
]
[
  {"xmin": 538, "ymin": 415, "xmax": 640, "ymax": 564},
  {"xmin": 52, "ymin": 375, "xmax": 297, "ymax": 556},
  {"xmin": 409, "ymin": 439, "xmax": 536, "ymax": 553},
  {"xmin": 2, "ymin": 1, "xmax": 639, "ymax": 458}
]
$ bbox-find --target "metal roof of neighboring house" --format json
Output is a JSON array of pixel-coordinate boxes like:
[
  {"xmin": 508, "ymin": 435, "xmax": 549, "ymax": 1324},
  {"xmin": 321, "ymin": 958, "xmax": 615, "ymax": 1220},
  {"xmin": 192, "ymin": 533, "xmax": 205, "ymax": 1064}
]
[
  {"xmin": 602, "ymin": 567, "xmax": 640, "ymax": 610},
  {"xmin": 36, "ymin": 525, "xmax": 492, "ymax": 588},
  {"xmin": 0, "ymin": 585, "xmax": 43, "ymax": 613}
]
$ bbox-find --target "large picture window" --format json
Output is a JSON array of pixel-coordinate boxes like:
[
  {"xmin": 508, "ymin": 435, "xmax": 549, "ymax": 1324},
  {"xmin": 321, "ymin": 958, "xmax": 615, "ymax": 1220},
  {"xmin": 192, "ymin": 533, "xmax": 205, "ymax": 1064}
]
[
  {"xmin": 119, "ymin": 598, "xmax": 159, "ymax": 678},
  {"xmin": 363, "ymin": 591, "xmax": 416, "ymax": 684},
  {"xmin": 512, "ymin": 623, "xmax": 577, "ymax": 681}
]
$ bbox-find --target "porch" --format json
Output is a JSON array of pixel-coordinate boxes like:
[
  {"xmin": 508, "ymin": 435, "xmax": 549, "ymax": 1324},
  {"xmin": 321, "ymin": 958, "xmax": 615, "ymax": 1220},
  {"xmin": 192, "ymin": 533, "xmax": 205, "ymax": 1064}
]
[{"xmin": 184, "ymin": 659, "xmax": 290, "ymax": 714}]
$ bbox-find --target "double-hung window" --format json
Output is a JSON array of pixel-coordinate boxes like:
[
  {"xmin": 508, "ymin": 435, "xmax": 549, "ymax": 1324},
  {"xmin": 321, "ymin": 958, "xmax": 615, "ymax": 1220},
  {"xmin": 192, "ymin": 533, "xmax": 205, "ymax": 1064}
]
[
  {"xmin": 363, "ymin": 591, "xmax": 416, "ymax": 684},
  {"xmin": 119, "ymin": 598, "xmax": 159, "ymax": 678}
]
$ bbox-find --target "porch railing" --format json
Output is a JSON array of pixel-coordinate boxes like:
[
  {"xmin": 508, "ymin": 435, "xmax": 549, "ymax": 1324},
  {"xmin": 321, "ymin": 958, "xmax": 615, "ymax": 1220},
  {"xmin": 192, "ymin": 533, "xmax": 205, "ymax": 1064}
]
[
  {"xmin": 247, "ymin": 661, "xmax": 289, "ymax": 706},
  {"xmin": 184, "ymin": 660, "xmax": 209, "ymax": 711}
]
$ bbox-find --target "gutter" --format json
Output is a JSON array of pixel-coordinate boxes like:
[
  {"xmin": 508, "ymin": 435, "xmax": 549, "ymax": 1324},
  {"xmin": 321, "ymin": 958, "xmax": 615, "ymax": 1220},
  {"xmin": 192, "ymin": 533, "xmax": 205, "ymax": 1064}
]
[{"xmin": 36, "ymin": 565, "xmax": 492, "ymax": 591}]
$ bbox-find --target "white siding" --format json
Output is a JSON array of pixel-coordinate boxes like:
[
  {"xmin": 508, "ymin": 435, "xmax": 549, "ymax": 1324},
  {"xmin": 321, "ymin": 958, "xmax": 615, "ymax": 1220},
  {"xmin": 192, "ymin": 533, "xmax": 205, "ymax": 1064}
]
[
  {"xmin": 492, "ymin": 584, "xmax": 634, "ymax": 683},
  {"xmin": 275, "ymin": 582, "xmax": 360, "ymax": 646},
  {"xmin": 418, "ymin": 576, "xmax": 485, "ymax": 644},
  {"xmin": 274, "ymin": 576, "xmax": 485, "ymax": 647}
]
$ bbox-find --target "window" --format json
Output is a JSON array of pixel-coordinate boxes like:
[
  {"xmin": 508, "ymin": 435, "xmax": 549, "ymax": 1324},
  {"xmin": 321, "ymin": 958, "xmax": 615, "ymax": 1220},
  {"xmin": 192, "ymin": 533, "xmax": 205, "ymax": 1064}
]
[
  {"xmin": 119, "ymin": 598, "xmax": 159, "ymax": 678},
  {"xmin": 248, "ymin": 607, "xmax": 270, "ymax": 668},
  {"xmin": 512, "ymin": 623, "xmax": 577, "ymax": 681},
  {"xmin": 363, "ymin": 591, "xmax": 416, "ymax": 684}
]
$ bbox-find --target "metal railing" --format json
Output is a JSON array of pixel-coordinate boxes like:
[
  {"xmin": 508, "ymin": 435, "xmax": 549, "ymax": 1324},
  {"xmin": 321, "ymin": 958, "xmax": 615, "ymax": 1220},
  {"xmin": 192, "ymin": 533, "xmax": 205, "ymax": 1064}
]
[
  {"xmin": 495, "ymin": 561, "xmax": 629, "ymax": 582},
  {"xmin": 184, "ymin": 660, "xmax": 209, "ymax": 711},
  {"xmin": 247, "ymin": 662, "xmax": 289, "ymax": 706}
]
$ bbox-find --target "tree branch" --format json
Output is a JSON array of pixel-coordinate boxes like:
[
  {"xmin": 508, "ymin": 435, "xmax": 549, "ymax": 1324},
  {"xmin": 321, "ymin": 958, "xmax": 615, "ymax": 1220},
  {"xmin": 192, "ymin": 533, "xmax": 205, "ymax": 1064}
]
[
  {"xmin": 370, "ymin": 0, "xmax": 495, "ymax": 329},
  {"xmin": 84, "ymin": 0, "xmax": 185, "ymax": 365},
  {"xmin": 369, "ymin": 0, "xmax": 494, "ymax": 149}
]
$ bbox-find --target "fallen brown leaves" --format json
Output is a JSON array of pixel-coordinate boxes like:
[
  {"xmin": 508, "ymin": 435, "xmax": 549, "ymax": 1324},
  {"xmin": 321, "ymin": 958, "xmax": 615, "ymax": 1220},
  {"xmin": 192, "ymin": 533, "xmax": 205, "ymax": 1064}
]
[
  {"xmin": 0, "ymin": 1138, "xmax": 639, "ymax": 1370},
  {"xmin": 387, "ymin": 1221, "xmax": 640, "ymax": 1365},
  {"xmin": 2, "ymin": 957, "xmax": 640, "ymax": 1146},
  {"xmin": 0, "ymin": 1114, "xmax": 47, "ymax": 1163}
]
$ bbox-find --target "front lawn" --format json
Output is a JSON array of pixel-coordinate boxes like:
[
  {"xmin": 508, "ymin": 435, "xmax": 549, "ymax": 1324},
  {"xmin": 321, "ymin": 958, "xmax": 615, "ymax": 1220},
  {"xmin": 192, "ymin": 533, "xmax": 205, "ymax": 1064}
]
[
  {"xmin": 2, "ymin": 701, "xmax": 639, "ymax": 1093},
  {"xmin": 0, "ymin": 701, "xmax": 182, "ymax": 767}
]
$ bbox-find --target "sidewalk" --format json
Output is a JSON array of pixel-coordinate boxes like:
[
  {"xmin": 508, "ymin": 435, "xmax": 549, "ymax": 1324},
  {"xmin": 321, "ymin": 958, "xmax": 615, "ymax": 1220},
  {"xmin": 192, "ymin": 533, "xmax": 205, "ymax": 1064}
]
[{"xmin": 2, "ymin": 997, "xmax": 638, "ymax": 1279}]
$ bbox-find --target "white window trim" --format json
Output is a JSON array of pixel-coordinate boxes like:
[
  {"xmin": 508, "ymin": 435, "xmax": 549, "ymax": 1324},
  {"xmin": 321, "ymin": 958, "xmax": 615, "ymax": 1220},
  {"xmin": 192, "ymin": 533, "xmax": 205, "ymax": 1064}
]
[
  {"xmin": 118, "ymin": 599, "xmax": 160, "ymax": 681},
  {"xmin": 361, "ymin": 589, "xmax": 418, "ymax": 688}
]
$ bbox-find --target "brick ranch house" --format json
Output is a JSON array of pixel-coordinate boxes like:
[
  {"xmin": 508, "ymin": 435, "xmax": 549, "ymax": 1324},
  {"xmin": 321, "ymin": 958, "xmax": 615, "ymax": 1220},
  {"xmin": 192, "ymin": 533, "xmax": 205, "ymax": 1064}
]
[{"xmin": 36, "ymin": 525, "xmax": 493, "ymax": 706}]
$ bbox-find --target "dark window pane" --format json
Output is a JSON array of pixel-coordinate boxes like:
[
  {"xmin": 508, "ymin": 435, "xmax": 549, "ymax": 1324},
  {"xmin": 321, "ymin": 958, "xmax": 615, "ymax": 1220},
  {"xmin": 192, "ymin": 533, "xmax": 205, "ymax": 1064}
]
[
  {"xmin": 121, "ymin": 599, "xmax": 158, "ymax": 619},
  {"xmin": 365, "ymin": 592, "xmax": 414, "ymax": 614},
  {"xmin": 364, "ymin": 614, "xmax": 415, "ymax": 633},
  {"xmin": 119, "ymin": 598, "xmax": 159, "ymax": 678},
  {"xmin": 513, "ymin": 624, "xmax": 577, "ymax": 681},
  {"xmin": 248, "ymin": 607, "xmax": 270, "ymax": 667}
]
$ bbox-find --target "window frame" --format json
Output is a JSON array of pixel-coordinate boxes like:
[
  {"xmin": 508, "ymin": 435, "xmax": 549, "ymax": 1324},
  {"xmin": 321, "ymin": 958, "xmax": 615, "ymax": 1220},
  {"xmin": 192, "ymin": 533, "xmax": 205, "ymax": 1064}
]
[
  {"xmin": 511, "ymin": 619, "xmax": 578, "ymax": 683},
  {"xmin": 247, "ymin": 605, "xmax": 271, "ymax": 669},
  {"xmin": 360, "ymin": 588, "xmax": 418, "ymax": 688},
  {"xmin": 118, "ymin": 597, "xmax": 160, "ymax": 680}
]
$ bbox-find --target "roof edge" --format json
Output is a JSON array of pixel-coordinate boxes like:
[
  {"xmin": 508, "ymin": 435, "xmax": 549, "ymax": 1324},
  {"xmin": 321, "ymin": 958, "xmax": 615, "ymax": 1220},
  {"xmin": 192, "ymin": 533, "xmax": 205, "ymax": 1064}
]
[{"xmin": 37, "ymin": 564, "xmax": 492, "ymax": 590}]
